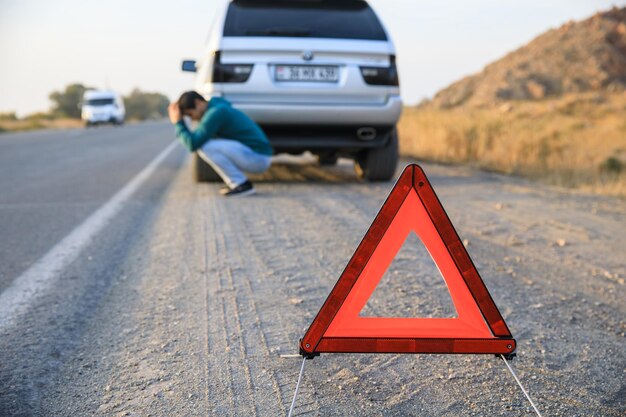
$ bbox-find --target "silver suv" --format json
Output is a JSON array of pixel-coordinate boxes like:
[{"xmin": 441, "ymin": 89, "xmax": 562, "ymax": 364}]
[{"xmin": 182, "ymin": 0, "xmax": 402, "ymax": 181}]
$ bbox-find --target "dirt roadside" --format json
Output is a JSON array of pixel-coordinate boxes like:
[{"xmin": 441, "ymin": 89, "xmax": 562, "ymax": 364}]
[{"xmin": 1, "ymin": 158, "xmax": 624, "ymax": 416}]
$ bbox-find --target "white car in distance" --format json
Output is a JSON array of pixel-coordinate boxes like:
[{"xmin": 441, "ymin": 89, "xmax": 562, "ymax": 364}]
[
  {"xmin": 81, "ymin": 90, "xmax": 125, "ymax": 127},
  {"xmin": 182, "ymin": 0, "xmax": 402, "ymax": 181}
]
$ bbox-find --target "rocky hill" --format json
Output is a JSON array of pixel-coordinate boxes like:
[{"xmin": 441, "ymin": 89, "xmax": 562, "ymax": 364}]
[{"xmin": 431, "ymin": 7, "xmax": 626, "ymax": 108}]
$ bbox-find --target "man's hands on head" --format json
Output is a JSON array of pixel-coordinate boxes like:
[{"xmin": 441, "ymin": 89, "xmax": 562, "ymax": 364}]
[{"xmin": 168, "ymin": 102, "xmax": 182, "ymax": 124}]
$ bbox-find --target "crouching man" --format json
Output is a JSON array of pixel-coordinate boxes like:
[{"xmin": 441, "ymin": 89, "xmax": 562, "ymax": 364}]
[{"xmin": 168, "ymin": 91, "xmax": 273, "ymax": 197}]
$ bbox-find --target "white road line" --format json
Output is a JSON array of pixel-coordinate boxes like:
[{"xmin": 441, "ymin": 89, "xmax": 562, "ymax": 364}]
[{"xmin": 0, "ymin": 140, "xmax": 179, "ymax": 330}]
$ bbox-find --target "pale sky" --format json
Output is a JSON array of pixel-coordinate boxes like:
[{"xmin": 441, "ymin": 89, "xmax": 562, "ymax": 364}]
[{"xmin": 1, "ymin": 0, "xmax": 624, "ymax": 116}]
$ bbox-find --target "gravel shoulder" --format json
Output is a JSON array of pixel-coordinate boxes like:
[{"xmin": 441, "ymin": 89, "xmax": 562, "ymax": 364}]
[{"xmin": 1, "ymin": 157, "xmax": 624, "ymax": 416}]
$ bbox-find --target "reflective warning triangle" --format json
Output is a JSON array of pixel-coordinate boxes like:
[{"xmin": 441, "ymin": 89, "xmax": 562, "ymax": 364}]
[{"xmin": 300, "ymin": 164, "xmax": 515, "ymax": 356}]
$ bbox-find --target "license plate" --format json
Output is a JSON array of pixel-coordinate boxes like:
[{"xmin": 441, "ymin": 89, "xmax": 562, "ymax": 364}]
[{"xmin": 275, "ymin": 65, "xmax": 339, "ymax": 82}]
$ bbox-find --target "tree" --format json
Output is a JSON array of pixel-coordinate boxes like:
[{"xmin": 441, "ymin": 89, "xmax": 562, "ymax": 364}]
[
  {"xmin": 124, "ymin": 89, "xmax": 169, "ymax": 120},
  {"xmin": 49, "ymin": 83, "xmax": 91, "ymax": 118}
]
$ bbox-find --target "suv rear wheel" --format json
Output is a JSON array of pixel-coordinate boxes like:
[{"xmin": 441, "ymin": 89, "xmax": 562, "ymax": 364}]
[
  {"xmin": 354, "ymin": 128, "xmax": 399, "ymax": 181},
  {"xmin": 194, "ymin": 153, "xmax": 221, "ymax": 183}
]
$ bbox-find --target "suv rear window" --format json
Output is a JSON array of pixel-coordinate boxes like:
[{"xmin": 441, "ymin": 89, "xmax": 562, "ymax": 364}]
[{"xmin": 223, "ymin": 0, "xmax": 387, "ymax": 41}]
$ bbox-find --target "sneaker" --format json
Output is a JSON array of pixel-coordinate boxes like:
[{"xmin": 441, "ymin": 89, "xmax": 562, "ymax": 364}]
[
  {"xmin": 218, "ymin": 182, "xmax": 239, "ymax": 195},
  {"xmin": 221, "ymin": 180, "xmax": 256, "ymax": 197}
]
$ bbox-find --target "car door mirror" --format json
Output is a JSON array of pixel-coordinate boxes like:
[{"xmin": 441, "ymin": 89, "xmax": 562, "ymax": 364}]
[{"xmin": 182, "ymin": 60, "xmax": 197, "ymax": 72}]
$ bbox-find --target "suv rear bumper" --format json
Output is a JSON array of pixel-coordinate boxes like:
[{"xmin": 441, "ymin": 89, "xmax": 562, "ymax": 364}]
[
  {"xmin": 234, "ymin": 95, "xmax": 402, "ymax": 126},
  {"xmin": 262, "ymin": 124, "xmax": 395, "ymax": 155}
]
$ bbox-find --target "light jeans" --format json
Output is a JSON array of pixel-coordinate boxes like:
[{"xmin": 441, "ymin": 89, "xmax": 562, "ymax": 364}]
[{"xmin": 198, "ymin": 139, "xmax": 272, "ymax": 189}]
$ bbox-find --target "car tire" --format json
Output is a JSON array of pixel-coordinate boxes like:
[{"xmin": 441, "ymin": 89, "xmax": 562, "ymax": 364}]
[
  {"xmin": 354, "ymin": 127, "xmax": 399, "ymax": 181},
  {"xmin": 194, "ymin": 153, "xmax": 222, "ymax": 183}
]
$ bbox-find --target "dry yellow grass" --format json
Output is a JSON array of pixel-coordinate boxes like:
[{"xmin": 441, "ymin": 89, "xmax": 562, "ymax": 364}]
[
  {"xmin": 0, "ymin": 117, "xmax": 83, "ymax": 133},
  {"xmin": 398, "ymin": 92, "xmax": 626, "ymax": 197}
]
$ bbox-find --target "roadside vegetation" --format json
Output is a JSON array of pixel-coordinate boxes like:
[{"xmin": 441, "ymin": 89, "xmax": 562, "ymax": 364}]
[
  {"xmin": 398, "ymin": 92, "xmax": 626, "ymax": 197},
  {"xmin": 0, "ymin": 83, "xmax": 169, "ymax": 133},
  {"xmin": 402, "ymin": 7, "xmax": 626, "ymax": 197},
  {"xmin": 0, "ymin": 111, "xmax": 82, "ymax": 133}
]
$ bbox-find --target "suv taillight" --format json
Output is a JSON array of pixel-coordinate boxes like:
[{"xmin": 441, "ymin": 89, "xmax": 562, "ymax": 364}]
[
  {"xmin": 359, "ymin": 55, "xmax": 399, "ymax": 86},
  {"xmin": 211, "ymin": 51, "xmax": 253, "ymax": 83}
]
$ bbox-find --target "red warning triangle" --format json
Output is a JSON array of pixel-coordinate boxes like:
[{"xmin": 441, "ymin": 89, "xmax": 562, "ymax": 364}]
[{"xmin": 300, "ymin": 164, "xmax": 515, "ymax": 356}]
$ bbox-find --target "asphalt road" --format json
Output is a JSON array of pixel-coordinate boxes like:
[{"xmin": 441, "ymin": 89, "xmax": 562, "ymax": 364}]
[
  {"xmin": 0, "ymin": 122, "xmax": 624, "ymax": 416},
  {"xmin": 0, "ymin": 122, "xmax": 182, "ymax": 293}
]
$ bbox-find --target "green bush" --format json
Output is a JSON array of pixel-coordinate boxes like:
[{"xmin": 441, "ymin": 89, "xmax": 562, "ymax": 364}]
[
  {"xmin": 49, "ymin": 83, "xmax": 92, "ymax": 118},
  {"xmin": 124, "ymin": 89, "xmax": 169, "ymax": 120},
  {"xmin": 600, "ymin": 157, "xmax": 623, "ymax": 174}
]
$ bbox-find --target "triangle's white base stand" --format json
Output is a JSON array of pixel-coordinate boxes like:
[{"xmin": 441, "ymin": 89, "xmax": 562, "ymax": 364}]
[
  {"xmin": 287, "ymin": 355, "xmax": 543, "ymax": 417},
  {"xmin": 501, "ymin": 355, "xmax": 543, "ymax": 416},
  {"xmin": 287, "ymin": 357, "xmax": 307, "ymax": 417}
]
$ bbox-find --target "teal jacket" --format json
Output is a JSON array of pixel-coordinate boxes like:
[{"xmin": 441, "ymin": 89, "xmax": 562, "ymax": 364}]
[{"xmin": 174, "ymin": 97, "xmax": 273, "ymax": 156}]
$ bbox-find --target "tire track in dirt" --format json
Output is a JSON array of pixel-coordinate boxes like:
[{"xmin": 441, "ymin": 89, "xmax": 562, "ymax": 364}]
[
  {"xmin": 223, "ymin": 205, "xmax": 299, "ymax": 415},
  {"xmin": 212, "ymin": 196, "xmax": 276, "ymax": 416},
  {"xmin": 213, "ymin": 194, "xmax": 326, "ymax": 415},
  {"xmin": 200, "ymin": 213, "xmax": 212, "ymax": 417},
  {"xmin": 204, "ymin": 191, "xmax": 257, "ymax": 416},
  {"xmin": 202, "ymin": 194, "xmax": 238, "ymax": 415}
]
